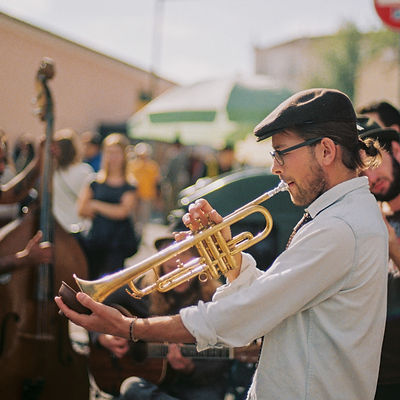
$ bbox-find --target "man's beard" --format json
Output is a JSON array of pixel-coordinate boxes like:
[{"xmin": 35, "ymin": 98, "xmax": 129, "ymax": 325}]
[
  {"xmin": 289, "ymin": 160, "xmax": 327, "ymax": 207},
  {"xmin": 374, "ymin": 156, "xmax": 400, "ymax": 202}
]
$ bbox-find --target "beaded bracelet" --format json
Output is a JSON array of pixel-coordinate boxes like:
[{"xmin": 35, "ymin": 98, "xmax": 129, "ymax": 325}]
[{"xmin": 129, "ymin": 317, "xmax": 139, "ymax": 342}]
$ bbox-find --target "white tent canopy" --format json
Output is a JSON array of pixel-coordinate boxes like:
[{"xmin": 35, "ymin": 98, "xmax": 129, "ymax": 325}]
[{"xmin": 127, "ymin": 75, "xmax": 292, "ymax": 149}]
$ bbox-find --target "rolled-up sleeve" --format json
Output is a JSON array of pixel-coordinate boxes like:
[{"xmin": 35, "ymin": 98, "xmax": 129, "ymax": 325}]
[
  {"xmin": 180, "ymin": 252, "xmax": 260, "ymax": 350},
  {"xmin": 180, "ymin": 218, "xmax": 356, "ymax": 351}
]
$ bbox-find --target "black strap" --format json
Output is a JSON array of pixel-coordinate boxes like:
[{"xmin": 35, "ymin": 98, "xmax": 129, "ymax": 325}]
[{"xmin": 286, "ymin": 212, "xmax": 312, "ymax": 249}]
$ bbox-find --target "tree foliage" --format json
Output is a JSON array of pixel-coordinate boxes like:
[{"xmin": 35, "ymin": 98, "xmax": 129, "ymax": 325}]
[
  {"xmin": 306, "ymin": 22, "xmax": 361, "ymax": 100},
  {"xmin": 306, "ymin": 23, "xmax": 398, "ymax": 101}
]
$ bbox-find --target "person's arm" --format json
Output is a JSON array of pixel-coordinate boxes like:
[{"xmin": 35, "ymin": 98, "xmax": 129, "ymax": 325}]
[
  {"xmin": 0, "ymin": 148, "xmax": 42, "ymax": 204},
  {"xmin": 54, "ymin": 292, "xmax": 194, "ymax": 343},
  {"xmin": 0, "ymin": 231, "xmax": 52, "ymax": 274},
  {"xmin": 91, "ymin": 190, "xmax": 136, "ymax": 220},
  {"xmin": 77, "ymin": 184, "xmax": 95, "ymax": 219}
]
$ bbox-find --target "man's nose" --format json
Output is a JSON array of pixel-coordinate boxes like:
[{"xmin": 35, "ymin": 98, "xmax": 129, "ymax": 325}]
[{"xmin": 271, "ymin": 159, "xmax": 282, "ymax": 175}]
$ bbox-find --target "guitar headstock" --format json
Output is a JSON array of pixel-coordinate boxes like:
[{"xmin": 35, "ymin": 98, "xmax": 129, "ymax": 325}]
[{"xmin": 33, "ymin": 57, "xmax": 55, "ymax": 121}]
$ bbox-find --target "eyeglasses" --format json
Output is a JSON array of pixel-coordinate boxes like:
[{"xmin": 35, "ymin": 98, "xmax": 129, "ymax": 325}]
[{"xmin": 270, "ymin": 137, "xmax": 323, "ymax": 166}]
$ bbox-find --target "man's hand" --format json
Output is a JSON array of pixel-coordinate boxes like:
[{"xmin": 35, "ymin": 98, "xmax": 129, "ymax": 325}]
[
  {"xmin": 179, "ymin": 198, "xmax": 242, "ymax": 281},
  {"xmin": 182, "ymin": 198, "xmax": 226, "ymax": 235},
  {"xmin": 0, "ymin": 231, "xmax": 53, "ymax": 274},
  {"xmin": 98, "ymin": 334, "xmax": 130, "ymax": 359},
  {"xmin": 16, "ymin": 230, "xmax": 52, "ymax": 266},
  {"xmin": 55, "ymin": 292, "xmax": 131, "ymax": 339},
  {"xmin": 167, "ymin": 343, "xmax": 195, "ymax": 373}
]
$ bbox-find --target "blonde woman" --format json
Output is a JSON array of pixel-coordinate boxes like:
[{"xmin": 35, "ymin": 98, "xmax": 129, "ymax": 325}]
[{"xmin": 78, "ymin": 133, "xmax": 139, "ymax": 280}]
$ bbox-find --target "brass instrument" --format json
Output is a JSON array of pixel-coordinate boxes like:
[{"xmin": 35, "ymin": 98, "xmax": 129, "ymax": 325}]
[{"xmin": 74, "ymin": 180, "xmax": 288, "ymax": 302}]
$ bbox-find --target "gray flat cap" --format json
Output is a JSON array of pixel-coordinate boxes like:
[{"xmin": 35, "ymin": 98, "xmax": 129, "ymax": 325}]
[{"xmin": 254, "ymin": 88, "xmax": 356, "ymax": 142}]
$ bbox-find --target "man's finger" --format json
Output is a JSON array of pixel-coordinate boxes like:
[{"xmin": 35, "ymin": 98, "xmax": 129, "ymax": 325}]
[{"xmin": 76, "ymin": 291, "xmax": 100, "ymax": 312}]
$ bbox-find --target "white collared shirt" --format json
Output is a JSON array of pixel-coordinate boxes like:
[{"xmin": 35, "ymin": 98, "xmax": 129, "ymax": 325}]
[{"xmin": 180, "ymin": 176, "xmax": 388, "ymax": 400}]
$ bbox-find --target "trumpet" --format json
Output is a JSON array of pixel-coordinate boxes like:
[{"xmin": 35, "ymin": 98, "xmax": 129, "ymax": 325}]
[{"xmin": 73, "ymin": 180, "xmax": 288, "ymax": 302}]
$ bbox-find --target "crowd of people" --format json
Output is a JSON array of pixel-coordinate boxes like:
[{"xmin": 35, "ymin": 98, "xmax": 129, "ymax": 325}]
[{"xmin": 4, "ymin": 89, "xmax": 400, "ymax": 400}]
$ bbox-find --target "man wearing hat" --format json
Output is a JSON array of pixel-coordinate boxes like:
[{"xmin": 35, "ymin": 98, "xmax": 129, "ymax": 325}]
[
  {"xmin": 358, "ymin": 101, "xmax": 400, "ymax": 133},
  {"xmin": 359, "ymin": 117, "xmax": 400, "ymax": 400},
  {"xmin": 359, "ymin": 117, "xmax": 400, "ymax": 207},
  {"xmin": 56, "ymin": 89, "xmax": 388, "ymax": 400}
]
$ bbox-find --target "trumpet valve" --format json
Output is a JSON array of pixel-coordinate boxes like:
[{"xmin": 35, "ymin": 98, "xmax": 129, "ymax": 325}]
[
  {"xmin": 199, "ymin": 272, "xmax": 209, "ymax": 282},
  {"xmin": 190, "ymin": 216, "xmax": 215, "ymax": 233},
  {"xmin": 196, "ymin": 218, "xmax": 204, "ymax": 231}
]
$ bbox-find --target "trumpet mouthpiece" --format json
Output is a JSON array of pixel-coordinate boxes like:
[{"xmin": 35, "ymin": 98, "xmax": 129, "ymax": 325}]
[{"xmin": 278, "ymin": 181, "xmax": 289, "ymax": 191}]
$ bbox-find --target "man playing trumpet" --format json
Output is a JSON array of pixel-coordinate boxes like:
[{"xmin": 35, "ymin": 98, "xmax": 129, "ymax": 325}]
[{"xmin": 56, "ymin": 88, "xmax": 388, "ymax": 400}]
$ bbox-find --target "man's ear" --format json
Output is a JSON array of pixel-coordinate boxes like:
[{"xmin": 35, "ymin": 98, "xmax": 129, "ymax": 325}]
[
  {"xmin": 391, "ymin": 141, "xmax": 400, "ymax": 163},
  {"xmin": 317, "ymin": 137, "xmax": 336, "ymax": 166}
]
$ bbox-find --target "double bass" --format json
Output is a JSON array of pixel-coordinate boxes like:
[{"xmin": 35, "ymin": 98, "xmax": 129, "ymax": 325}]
[{"xmin": 0, "ymin": 59, "xmax": 89, "ymax": 399}]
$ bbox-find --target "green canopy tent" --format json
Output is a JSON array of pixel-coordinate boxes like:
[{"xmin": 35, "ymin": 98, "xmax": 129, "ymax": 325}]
[{"xmin": 127, "ymin": 76, "xmax": 293, "ymax": 149}]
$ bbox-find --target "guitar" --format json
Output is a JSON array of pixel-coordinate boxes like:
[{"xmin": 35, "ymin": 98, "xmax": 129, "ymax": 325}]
[{"xmin": 88, "ymin": 340, "xmax": 260, "ymax": 396}]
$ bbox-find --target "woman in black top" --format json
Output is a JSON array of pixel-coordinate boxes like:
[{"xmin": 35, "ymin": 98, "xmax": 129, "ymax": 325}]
[{"xmin": 78, "ymin": 133, "xmax": 138, "ymax": 280}]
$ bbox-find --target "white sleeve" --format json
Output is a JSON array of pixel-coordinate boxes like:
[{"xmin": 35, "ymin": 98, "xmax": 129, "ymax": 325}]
[
  {"xmin": 212, "ymin": 252, "xmax": 262, "ymax": 301},
  {"xmin": 180, "ymin": 218, "xmax": 356, "ymax": 351}
]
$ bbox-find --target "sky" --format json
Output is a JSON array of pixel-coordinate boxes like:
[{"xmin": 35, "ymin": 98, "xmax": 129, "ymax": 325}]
[{"xmin": 0, "ymin": 0, "xmax": 387, "ymax": 85}]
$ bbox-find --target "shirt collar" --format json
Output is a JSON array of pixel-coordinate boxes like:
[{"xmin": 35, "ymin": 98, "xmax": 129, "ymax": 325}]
[{"xmin": 305, "ymin": 176, "xmax": 369, "ymax": 219}]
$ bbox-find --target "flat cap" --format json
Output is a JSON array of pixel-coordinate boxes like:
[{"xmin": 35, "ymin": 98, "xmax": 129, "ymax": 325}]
[
  {"xmin": 254, "ymin": 88, "xmax": 356, "ymax": 142},
  {"xmin": 357, "ymin": 116, "xmax": 399, "ymax": 148}
]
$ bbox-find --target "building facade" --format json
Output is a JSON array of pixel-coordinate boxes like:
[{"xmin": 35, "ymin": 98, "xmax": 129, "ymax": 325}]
[
  {"xmin": 254, "ymin": 34, "xmax": 400, "ymax": 109},
  {"xmin": 0, "ymin": 12, "xmax": 175, "ymax": 148}
]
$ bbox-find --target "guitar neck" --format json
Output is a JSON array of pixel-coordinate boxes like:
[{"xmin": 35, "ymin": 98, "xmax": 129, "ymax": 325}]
[{"xmin": 147, "ymin": 343, "xmax": 234, "ymax": 360}]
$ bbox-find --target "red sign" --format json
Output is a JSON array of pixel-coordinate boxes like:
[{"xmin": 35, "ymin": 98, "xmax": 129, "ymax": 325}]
[{"xmin": 374, "ymin": 0, "xmax": 400, "ymax": 31}]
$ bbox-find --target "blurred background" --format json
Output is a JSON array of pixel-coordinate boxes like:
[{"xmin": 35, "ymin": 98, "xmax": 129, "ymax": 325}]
[
  {"xmin": 0, "ymin": 0, "xmax": 396, "ymax": 150},
  {"xmin": 0, "ymin": 0, "xmax": 397, "ymax": 256},
  {"xmin": 1, "ymin": 2, "xmax": 399, "ymax": 399}
]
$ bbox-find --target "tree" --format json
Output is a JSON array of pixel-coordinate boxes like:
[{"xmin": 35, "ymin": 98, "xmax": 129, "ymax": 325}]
[
  {"xmin": 306, "ymin": 22, "xmax": 361, "ymax": 100},
  {"xmin": 306, "ymin": 23, "xmax": 399, "ymax": 102}
]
